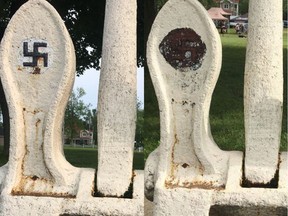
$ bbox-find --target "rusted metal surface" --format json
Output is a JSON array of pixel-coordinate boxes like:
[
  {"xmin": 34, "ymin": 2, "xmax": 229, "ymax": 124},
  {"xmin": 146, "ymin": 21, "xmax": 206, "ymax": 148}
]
[
  {"xmin": 94, "ymin": 171, "xmax": 136, "ymax": 199},
  {"xmin": 159, "ymin": 28, "xmax": 206, "ymax": 71},
  {"xmin": 11, "ymin": 176, "xmax": 76, "ymax": 198},
  {"xmin": 59, "ymin": 214, "xmax": 91, "ymax": 216},
  {"xmin": 181, "ymin": 163, "xmax": 189, "ymax": 168},
  {"xmin": 31, "ymin": 66, "xmax": 41, "ymax": 74},
  {"xmin": 165, "ymin": 179, "xmax": 225, "ymax": 190}
]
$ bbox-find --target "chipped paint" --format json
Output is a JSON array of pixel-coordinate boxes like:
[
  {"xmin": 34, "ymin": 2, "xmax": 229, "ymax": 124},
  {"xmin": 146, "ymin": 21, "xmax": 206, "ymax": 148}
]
[{"xmin": 31, "ymin": 66, "xmax": 41, "ymax": 74}]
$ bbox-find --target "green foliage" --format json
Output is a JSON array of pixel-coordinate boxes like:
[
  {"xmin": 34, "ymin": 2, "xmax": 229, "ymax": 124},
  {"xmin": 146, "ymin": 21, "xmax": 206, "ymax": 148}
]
[
  {"xmin": 155, "ymin": 0, "xmax": 168, "ymax": 11},
  {"xmin": 64, "ymin": 88, "xmax": 91, "ymax": 143},
  {"xmin": 0, "ymin": 0, "xmax": 145, "ymax": 75},
  {"xmin": 49, "ymin": 0, "xmax": 106, "ymax": 74},
  {"xmin": 144, "ymin": 71, "xmax": 160, "ymax": 159},
  {"xmin": 238, "ymin": 0, "xmax": 249, "ymax": 15},
  {"xmin": 198, "ymin": 0, "xmax": 218, "ymax": 9},
  {"xmin": 51, "ymin": 0, "xmax": 145, "ymax": 73},
  {"xmin": 210, "ymin": 33, "xmax": 247, "ymax": 151},
  {"xmin": 284, "ymin": 0, "xmax": 288, "ymax": 20},
  {"xmin": 0, "ymin": 1, "xmax": 10, "ymax": 30},
  {"xmin": 155, "ymin": 0, "xmax": 217, "ymax": 11}
]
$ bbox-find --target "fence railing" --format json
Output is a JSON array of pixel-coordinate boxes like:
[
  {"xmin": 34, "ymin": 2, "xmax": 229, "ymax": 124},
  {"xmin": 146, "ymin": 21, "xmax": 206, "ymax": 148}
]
[
  {"xmin": 0, "ymin": 0, "xmax": 143, "ymax": 215},
  {"xmin": 0, "ymin": 0, "xmax": 286, "ymax": 215}
]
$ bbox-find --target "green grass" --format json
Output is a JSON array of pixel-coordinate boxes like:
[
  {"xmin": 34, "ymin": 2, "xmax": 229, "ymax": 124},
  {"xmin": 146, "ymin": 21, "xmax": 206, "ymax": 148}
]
[
  {"xmin": 64, "ymin": 147, "xmax": 144, "ymax": 169},
  {"xmin": 210, "ymin": 32, "xmax": 248, "ymax": 151},
  {"xmin": 210, "ymin": 30, "xmax": 287, "ymax": 151},
  {"xmin": 0, "ymin": 145, "xmax": 144, "ymax": 169}
]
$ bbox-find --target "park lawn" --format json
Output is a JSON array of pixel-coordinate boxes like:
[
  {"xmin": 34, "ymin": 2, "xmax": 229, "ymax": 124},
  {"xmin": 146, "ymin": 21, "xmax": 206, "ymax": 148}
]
[
  {"xmin": 210, "ymin": 29, "xmax": 287, "ymax": 151},
  {"xmin": 0, "ymin": 145, "xmax": 144, "ymax": 169},
  {"xmin": 64, "ymin": 147, "xmax": 144, "ymax": 170},
  {"xmin": 210, "ymin": 31, "xmax": 248, "ymax": 151}
]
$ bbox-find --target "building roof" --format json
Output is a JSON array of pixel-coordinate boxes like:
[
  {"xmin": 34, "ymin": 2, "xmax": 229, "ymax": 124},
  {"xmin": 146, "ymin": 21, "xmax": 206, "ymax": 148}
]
[
  {"xmin": 207, "ymin": 7, "xmax": 231, "ymax": 20},
  {"xmin": 208, "ymin": 7, "xmax": 232, "ymax": 16},
  {"xmin": 207, "ymin": 12, "xmax": 228, "ymax": 21}
]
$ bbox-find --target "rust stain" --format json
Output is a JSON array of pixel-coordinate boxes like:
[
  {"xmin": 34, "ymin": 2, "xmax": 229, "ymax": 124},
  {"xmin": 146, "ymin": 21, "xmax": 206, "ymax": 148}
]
[
  {"xmin": 31, "ymin": 175, "xmax": 39, "ymax": 181},
  {"xmin": 24, "ymin": 109, "xmax": 42, "ymax": 115},
  {"xmin": 60, "ymin": 214, "xmax": 91, "ymax": 216},
  {"xmin": 31, "ymin": 66, "xmax": 41, "ymax": 74},
  {"xmin": 242, "ymin": 153, "xmax": 280, "ymax": 188},
  {"xmin": 12, "ymin": 191, "xmax": 76, "ymax": 198},
  {"xmin": 170, "ymin": 133, "xmax": 179, "ymax": 176},
  {"xmin": 11, "ymin": 176, "xmax": 76, "ymax": 198},
  {"xmin": 94, "ymin": 171, "xmax": 135, "ymax": 199},
  {"xmin": 159, "ymin": 28, "xmax": 206, "ymax": 71},
  {"xmin": 165, "ymin": 179, "xmax": 225, "ymax": 190},
  {"xmin": 181, "ymin": 163, "xmax": 189, "ymax": 168},
  {"xmin": 182, "ymin": 100, "xmax": 188, "ymax": 105},
  {"xmin": 35, "ymin": 118, "xmax": 41, "ymax": 127},
  {"xmin": 17, "ymin": 66, "xmax": 23, "ymax": 71}
]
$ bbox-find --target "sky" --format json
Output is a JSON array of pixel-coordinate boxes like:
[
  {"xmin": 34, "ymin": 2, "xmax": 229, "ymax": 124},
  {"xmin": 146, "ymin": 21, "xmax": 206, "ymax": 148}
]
[{"xmin": 73, "ymin": 67, "xmax": 144, "ymax": 110}]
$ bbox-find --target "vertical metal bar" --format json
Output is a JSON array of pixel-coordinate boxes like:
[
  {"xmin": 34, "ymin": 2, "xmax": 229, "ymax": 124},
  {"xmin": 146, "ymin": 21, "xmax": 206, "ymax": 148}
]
[
  {"xmin": 97, "ymin": 0, "xmax": 137, "ymax": 196},
  {"xmin": 244, "ymin": 0, "xmax": 283, "ymax": 185}
]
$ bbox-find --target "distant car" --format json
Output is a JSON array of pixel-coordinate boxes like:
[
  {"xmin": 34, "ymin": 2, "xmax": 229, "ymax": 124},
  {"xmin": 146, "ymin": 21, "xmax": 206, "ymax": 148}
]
[{"xmin": 284, "ymin": 20, "xmax": 288, "ymax": 28}]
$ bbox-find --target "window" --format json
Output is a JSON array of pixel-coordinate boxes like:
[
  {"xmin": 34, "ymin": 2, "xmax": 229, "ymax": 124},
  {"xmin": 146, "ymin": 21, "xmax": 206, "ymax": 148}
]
[{"xmin": 224, "ymin": 4, "xmax": 229, "ymax": 9}]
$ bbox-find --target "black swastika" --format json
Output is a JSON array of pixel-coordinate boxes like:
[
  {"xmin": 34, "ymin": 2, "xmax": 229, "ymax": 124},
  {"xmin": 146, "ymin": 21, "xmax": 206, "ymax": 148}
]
[{"xmin": 23, "ymin": 42, "xmax": 48, "ymax": 67}]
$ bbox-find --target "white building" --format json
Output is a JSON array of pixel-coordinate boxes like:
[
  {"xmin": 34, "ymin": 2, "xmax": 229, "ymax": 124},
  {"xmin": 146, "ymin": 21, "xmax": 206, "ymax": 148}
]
[{"xmin": 215, "ymin": 0, "xmax": 240, "ymax": 16}]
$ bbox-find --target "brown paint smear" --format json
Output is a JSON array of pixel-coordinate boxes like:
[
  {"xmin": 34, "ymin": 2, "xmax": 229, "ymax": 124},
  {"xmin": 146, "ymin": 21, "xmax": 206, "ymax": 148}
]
[{"xmin": 159, "ymin": 28, "xmax": 206, "ymax": 71}]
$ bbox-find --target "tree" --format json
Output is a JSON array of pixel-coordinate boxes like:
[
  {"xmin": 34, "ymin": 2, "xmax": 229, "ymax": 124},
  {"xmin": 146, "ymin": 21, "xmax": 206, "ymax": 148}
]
[
  {"xmin": 64, "ymin": 88, "xmax": 91, "ymax": 144},
  {"xmin": 0, "ymin": 0, "xmax": 143, "ymax": 73},
  {"xmin": 238, "ymin": 0, "xmax": 249, "ymax": 15},
  {"xmin": 283, "ymin": 0, "xmax": 287, "ymax": 20},
  {"xmin": 197, "ymin": 0, "xmax": 217, "ymax": 9}
]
